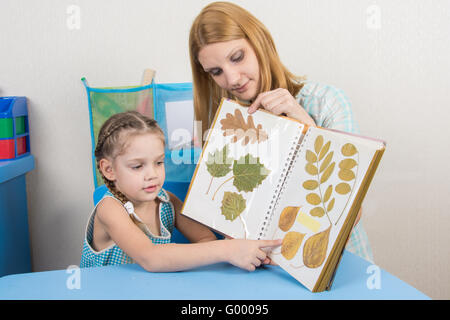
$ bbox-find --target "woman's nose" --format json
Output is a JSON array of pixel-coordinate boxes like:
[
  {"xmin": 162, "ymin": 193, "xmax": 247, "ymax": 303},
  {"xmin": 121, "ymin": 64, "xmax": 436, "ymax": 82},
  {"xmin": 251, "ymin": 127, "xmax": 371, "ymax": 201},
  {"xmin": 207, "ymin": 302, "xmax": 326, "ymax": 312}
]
[{"xmin": 224, "ymin": 67, "xmax": 240, "ymax": 88}]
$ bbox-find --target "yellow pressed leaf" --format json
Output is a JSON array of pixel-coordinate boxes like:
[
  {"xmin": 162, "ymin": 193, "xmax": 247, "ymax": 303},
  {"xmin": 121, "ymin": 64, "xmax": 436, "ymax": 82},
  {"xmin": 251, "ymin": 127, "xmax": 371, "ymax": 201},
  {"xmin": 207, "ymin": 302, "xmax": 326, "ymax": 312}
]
[
  {"xmin": 335, "ymin": 183, "xmax": 351, "ymax": 194},
  {"xmin": 320, "ymin": 162, "xmax": 335, "ymax": 184},
  {"xmin": 278, "ymin": 206, "xmax": 300, "ymax": 232},
  {"xmin": 338, "ymin": 169, "xmax": 355, "ymax": 181},
  {"xmin": 339, "ymin": 158, "xmax": 357, "ymax": 170},
  {"xmin": 306, "ymin": 150, "xmax": 317, "ymax": 163},
  {"xmin": 341, "ymin": 143, "xmax": 358, "ymax": 156},
  {"xmin": 310, "ymin": 207, "xmax": 325, "ymax": 217},
  {"xmin": 314, "ymin": 135, "xmax": 324, "ymax": 154},
  {"xmin": 306, "ymin": 193, "xmax": 321, "ymax": 205},
  {"xmin": 281, "ymin": 231, "xmax": 305, "ymax": 260},
  {"xmin": 305, "ymin": 163, "xmax": 318, "ymax": 175},
  {"xmin": 319, "ymin": 151, "xmax": 334, "ymax": 173},
  {"xmin": 303, "ymin": 226, "xmax": 331, "ymax": 268},
  {"xmin": 327, "ymin": 198, "xmax": 335, "ymax": 212},
  {"xmin": 302, "ymin": 180, "xmax": 319, "ymax": 190},
  {"xmin": 323, "ymin": 185, "xmax": 332, "ymax": 202},
  {"xmin": 318, "ymin": 141, "xmax": 331, "ymax": 161}
]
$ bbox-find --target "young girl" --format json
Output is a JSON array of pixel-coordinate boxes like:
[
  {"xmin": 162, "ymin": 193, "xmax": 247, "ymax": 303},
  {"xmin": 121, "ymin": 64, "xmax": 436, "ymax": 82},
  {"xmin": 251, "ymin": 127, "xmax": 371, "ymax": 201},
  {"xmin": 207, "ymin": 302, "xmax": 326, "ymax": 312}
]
[
  {"xmin": 189, "ymin": 2, "xmax": 374, "ymax": 262},
  {"xmin": 80, "ymin": 111, "xmax": 281, "ymax": 272}
]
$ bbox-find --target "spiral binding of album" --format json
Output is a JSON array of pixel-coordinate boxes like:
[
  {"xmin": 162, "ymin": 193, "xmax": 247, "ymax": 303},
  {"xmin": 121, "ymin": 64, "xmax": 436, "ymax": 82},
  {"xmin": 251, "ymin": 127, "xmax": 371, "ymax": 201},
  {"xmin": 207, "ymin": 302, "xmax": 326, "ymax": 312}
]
[{"xmin": 257, "ymin": 126, "xmax": 311, "ymax": 240}]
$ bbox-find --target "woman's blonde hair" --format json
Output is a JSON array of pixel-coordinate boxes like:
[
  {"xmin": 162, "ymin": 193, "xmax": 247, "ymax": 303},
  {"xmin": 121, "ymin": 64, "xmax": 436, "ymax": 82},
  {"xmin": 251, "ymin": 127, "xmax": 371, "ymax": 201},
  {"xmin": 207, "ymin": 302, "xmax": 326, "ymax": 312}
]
[
  {"xmin": 189, "ymin": 1, "xmax": 305, "ymax": 135},
  {"xmin": 95, "ymin": 111, "xmax": 165, "ymax": 205}
]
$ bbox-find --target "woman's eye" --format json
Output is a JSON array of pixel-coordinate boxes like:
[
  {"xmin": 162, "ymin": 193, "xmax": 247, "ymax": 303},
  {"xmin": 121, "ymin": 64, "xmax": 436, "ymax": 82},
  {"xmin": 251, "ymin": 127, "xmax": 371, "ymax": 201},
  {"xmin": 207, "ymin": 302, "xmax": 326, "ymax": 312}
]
[{"xmin": 132, "ymin": 165, "xmax": 142, "ymax": 170}]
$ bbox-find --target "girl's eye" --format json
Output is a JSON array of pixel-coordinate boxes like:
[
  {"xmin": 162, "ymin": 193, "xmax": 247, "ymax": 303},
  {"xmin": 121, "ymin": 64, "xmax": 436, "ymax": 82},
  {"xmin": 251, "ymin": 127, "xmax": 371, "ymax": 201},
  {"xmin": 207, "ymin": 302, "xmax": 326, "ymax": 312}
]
[
  {"xmin": 157, "ymin": 161, "xmax": 164, "ymax": 166},
  {"xmin": 231, "ymin": 51, "xmax": 244, "ymax": 63},
  {"xmin": 209, "ymin": 68, "xmax": 222, "ymax": 77}
]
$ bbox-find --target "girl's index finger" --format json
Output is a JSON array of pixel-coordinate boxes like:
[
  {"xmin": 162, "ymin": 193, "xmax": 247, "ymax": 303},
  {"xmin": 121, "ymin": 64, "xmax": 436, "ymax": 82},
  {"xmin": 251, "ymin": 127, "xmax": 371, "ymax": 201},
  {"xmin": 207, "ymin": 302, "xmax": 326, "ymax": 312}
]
[{"xmin": 259, "ymin": 239, "xmax": 283, "ymax": 248}]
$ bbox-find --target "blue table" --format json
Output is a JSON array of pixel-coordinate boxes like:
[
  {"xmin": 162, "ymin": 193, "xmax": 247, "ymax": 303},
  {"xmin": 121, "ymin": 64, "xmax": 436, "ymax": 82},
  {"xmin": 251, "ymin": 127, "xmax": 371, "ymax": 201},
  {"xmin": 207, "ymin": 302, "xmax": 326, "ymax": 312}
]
[{"xmin": 0, "ymin": 250, "xmax": 429, "ymax": 300}]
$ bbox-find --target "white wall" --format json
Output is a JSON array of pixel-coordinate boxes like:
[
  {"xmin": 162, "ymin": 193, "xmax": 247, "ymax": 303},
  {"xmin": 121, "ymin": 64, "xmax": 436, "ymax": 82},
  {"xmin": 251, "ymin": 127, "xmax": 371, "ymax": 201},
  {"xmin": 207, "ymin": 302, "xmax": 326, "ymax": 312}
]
[{"xmin": 1, "ymin": 0, "xmax": 449, "ymax": 299}]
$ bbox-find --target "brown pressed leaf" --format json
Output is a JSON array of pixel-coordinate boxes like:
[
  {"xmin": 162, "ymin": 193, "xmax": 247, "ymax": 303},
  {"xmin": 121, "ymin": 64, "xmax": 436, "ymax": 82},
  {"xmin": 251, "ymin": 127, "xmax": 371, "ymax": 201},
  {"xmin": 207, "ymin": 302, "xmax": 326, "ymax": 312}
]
[
  {"xmin": 323, "ymin": 185, "xmax": 333, "ymax": 203},
  {"xmin": 220, "ymin": 109, "xmax": 268, "ymax": 145},
  {"xmin": 319, "ymin": 151, "xmax": 334, "ymax": 173},
  {"xmin": 306, "ymin": 193, "xmax": 321, "ymax": 205},
  {"xmin": 341, "ymin": 143, "xmax": 358, "ymax": 156},
  {"xmin": 306, "ymin": 150, "xmax": 317, "ymax": 163},
  {"xmin": 314, "ymin": 135, "xmax": 324, "ymax": 154},
  {"xmin": 305, "ymin": 163, "xmax": 318, "ymax": 175},
  {"xmin": 302, "ymin": 180, "xmax": 318, "ymax": 190},
  {"xmin": 281, "ymin": 231, "xmax": 305, "ymax": 260},
  {"xmin": 335, "ymin": 183, "xmax": 351, "ymax": 194},
  {"xmin": 303, "ymin": 226, "xmax": 331, "ymax": 268},
  {"xmin": 318, "ymin": 141, "xmax": 331, "ymax": 161},
  {"xmin": 339, "ymin": 158, "xmax": 357, "ymax": 170},
  {"xmin": 310, "ymin": 207, "xmax": 325, "ymax": 217},
  {"xmin": 278, "ymin": 206, "xmax": 300, "ymax": 232},
  {"xmin": 338, "ymin": 169, "xmax": 355, "ymax": 181},
  {"xmin": 327, "ymin": 198, "xmax": 335, "ymax": 211},
  {"xmin": 320, "ymin": 162, "xmax": 335, "ymax": 184}
]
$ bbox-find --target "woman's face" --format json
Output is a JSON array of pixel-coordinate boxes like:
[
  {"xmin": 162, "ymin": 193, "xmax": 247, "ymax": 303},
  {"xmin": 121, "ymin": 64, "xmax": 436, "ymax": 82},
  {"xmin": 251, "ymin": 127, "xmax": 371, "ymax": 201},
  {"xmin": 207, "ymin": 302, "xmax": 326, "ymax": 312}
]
[{"xmin": 198, "ymin": 38, "xmax": 260, "ymax": 102}]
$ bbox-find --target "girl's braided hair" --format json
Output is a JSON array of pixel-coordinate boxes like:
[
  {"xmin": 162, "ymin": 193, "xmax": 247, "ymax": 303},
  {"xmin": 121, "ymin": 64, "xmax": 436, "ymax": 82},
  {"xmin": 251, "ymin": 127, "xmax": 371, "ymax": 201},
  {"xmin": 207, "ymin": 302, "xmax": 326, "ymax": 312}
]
[{"xmin": 95, "ymin": 111, "xmax": 165, "ymax": 205}]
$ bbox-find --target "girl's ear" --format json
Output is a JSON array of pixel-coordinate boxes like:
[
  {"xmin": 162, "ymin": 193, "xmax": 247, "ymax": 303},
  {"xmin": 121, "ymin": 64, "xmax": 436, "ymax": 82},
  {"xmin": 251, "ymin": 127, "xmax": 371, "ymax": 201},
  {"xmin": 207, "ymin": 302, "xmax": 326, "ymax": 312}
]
[{"xmin": 98, "ymin": 158, "xmax": 115, "ymax": 181}]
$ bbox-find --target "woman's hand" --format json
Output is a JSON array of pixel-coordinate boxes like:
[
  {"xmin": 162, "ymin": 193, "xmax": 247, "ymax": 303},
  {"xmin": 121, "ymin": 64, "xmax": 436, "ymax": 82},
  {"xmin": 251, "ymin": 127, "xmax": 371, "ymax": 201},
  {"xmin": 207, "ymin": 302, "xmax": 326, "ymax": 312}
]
[{"xmin": 247, "ymin": 88, "xmax": 316, "ymax": 127}]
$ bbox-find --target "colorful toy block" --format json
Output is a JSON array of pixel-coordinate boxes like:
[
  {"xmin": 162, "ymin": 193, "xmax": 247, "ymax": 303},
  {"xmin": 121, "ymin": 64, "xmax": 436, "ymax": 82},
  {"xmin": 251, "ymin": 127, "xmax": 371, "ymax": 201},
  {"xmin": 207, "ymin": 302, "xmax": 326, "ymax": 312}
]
[{"xmin": 0, "ymin": 97, "xmax": 30, "ymax": 161}]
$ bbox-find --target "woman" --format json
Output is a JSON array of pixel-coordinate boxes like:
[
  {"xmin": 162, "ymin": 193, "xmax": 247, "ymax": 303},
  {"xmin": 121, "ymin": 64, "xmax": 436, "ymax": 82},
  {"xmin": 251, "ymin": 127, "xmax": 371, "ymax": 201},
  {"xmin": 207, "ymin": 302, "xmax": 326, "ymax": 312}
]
[{"xmin": 189, "ymin": 1, "xmax": 373, "ymax": 262}]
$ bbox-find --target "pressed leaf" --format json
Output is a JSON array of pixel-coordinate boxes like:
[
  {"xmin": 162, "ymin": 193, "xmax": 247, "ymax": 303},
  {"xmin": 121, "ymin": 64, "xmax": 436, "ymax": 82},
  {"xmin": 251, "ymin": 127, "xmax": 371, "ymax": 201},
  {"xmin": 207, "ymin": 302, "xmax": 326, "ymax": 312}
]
[
  {"xmin": 339, "ymin": 158, "xmax": 357, "ymax": 170},
  {"xmin": 281, "ymin": 232, "xmax": 305, "ymax": 260},
  {"xmin": 232, "ymin": 154, "xmax": 270, "ymax": 192},
  {"xmin": 327, "ymin": 198, "xmax": 335, "ymax": 212},
  {"xmin": 303, "ymin": 180, "xmax": 318, "ymax": 190},
  {"xmin": 319, "ymin": 151, "xmax": 334, "ymax": 173},
  {"xmin": 305, "ymin": 163, "xmax": 318, "ymax": 175},
  {"xmin": 320, "ymin": 162, "xmax": 335, "ymax": 184},
  {"xmin": 220, "ymin": 192, "xmax": 246, "ymax": 221},
  {"xmin": 310, "ymin": 207, "xmax": 325, "ymax": 217},
  {"xmin": 306, "ymin": 150, "xmax": 317, "ymax": 163},
  {"xmin": 323, "ymin": 185, "xmax": 333, "ymax": 203},
  {"xmin": 303, "ymin": 226, "xmax": 331, "ymax": 268},
  {"xmin": 206, "ymin": 145, "xmax": 233, "ymax": 178},
  {"xmin": 306, "ymin": 193, "xmax": 321, "ymax": 205},
  {"xmin": 314, "ymin": 135, "xmax": 324, "ymax": 154},
  {"xmin": 220, "ymin": 109, "xmax": 268, "ymax": 145},
  {"xmin": 335, "ymin": 183, "xmax": 351, "ymax": 195},
  {"xmin": 318, "ymin": 141, "xmax": 331, "ymax": 161},
  {"xmin": 338, "ymin": 169, "xmax": 355, "ymax": 181},
  {"xmin": 278, "ymin": 206, "xmax": 300, "ymax": 232},
  {"xmin": 341, "ymin": 143, "xmax": 358, "ymax": 156}
]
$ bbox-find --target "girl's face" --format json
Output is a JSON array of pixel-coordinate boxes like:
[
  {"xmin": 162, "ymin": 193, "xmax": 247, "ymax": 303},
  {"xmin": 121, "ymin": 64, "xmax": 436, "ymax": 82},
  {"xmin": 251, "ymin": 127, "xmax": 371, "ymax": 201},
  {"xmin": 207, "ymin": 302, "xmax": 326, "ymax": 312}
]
[
  {"xmin": 109, "ymin": 132, "xmax": 165, "ymax": 205},
  {"xmin": 198, "ymin": 38, "xmax": 260, "ymax": 102}
]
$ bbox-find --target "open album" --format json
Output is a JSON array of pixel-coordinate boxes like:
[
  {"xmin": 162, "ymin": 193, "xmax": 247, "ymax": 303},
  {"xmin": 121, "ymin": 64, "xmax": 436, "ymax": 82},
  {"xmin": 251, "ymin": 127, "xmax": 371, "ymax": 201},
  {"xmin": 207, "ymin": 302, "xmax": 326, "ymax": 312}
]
[{"xmin": 181, "ymin": 98, "xmax": 386, "ymax": 292}]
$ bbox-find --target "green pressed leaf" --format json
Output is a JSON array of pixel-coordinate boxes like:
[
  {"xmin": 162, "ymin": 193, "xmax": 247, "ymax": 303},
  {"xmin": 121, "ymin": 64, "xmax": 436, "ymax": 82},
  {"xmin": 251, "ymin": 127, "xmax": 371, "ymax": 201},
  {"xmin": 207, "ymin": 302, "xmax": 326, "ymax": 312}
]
[
  {"xmin": 303, "ymin": 180, "xmax": 319, "ymax": 190},
  {"xmin": 232, "ymin": 154, "xmax": 270, "ymax": 192},
  {"xmin": 221, "ymin": 192, "xmax": 246, "ymax": 221},
  {"xmin": 320, "ymin": 162, "xmax": 335, "ymax": 184},
  {"xmin": 341, "ymin": 143, "xmax": 358, "ymax": 156},
  {"xmin": 338, "ymin": 169, "xmax": 355, "ymax": 181},
  {"xmin": 306, "ymin": 150, "xmax": 317, "ymax": 163},
  {"xmin": 323, "ymin": 185, "xmax": 333, "ymax": 203},
  {"xmin": 335, "ymin": 183, "xmax": 351, "ymax": 194},
  {"xmin": 314, "ymin": 135, "xmax": 324, "ymax": 154},
  {"xmin": 206, "ymin": 145, "xmax": 232, "ymax": 178},
  {"xmin": 310, "ymin": 207, "xmax": 325, "ymax": 217},
  {"xmin": 339, "ymin": 158, "xmax": 357, "ymax": 170},
  {"xmin": 327, "ymin": 198, "xmax": 335, "ymax": 212},
  {"xmin": 318, "ymin": 141, "xmax": 331, "ymax": 161},
  {"xmin": 305, "ymin": 163, "xmax": 318, "ymax": 175},
  {"xmin": 319, "ymin": 151, "xmax": 334, "ymax": 173},
  {"xmin": 306, "ymin": 193, "xmax": 321, "ymax": 205}
]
